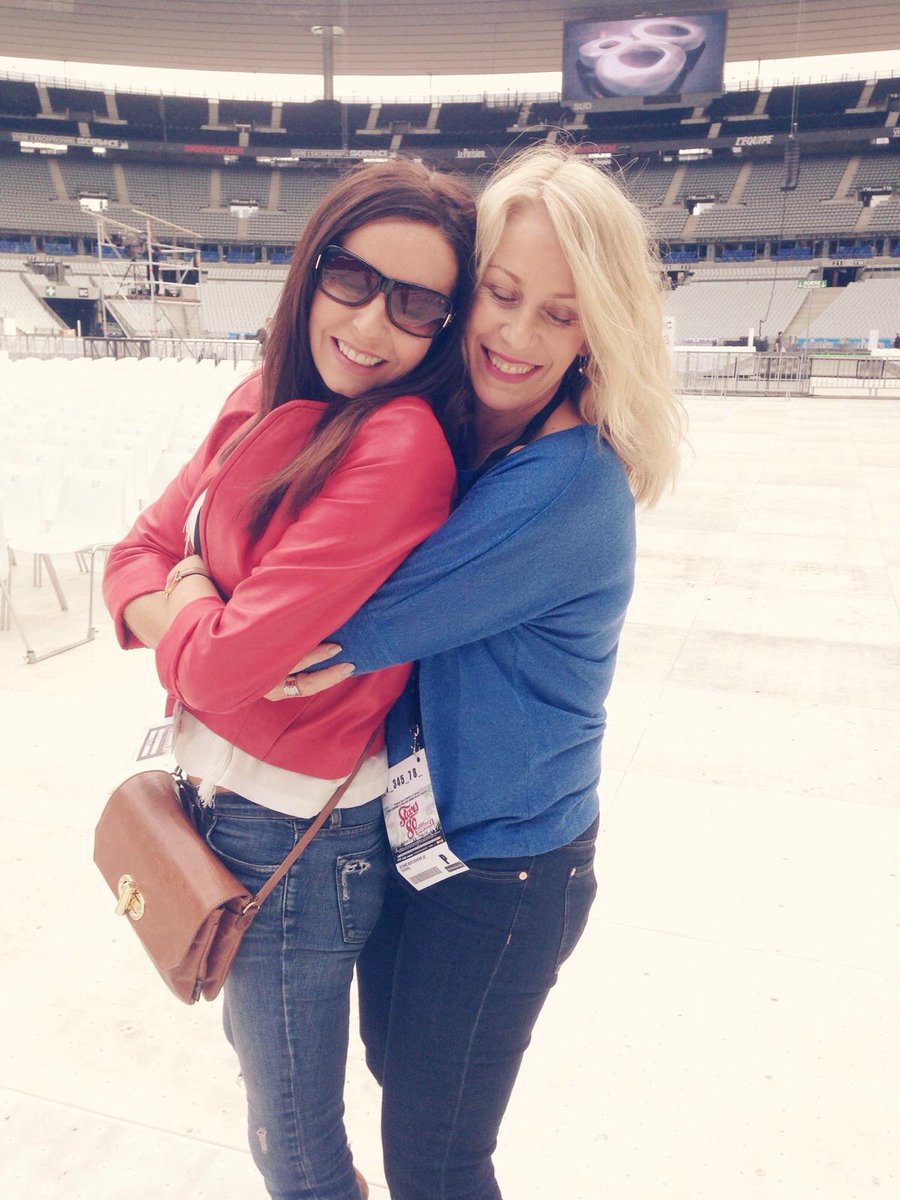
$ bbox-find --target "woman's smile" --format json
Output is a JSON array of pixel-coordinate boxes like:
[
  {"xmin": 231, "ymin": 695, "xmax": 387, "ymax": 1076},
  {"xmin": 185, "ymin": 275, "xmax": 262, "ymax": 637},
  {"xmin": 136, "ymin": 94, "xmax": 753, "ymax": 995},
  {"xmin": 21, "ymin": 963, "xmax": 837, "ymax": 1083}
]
[
  {"xmin": 480, "ymin": 346, "xmax": 540, "ymax": 379},
  {"xmin": 332, "ymin": 336, "xmax": 387, "ymax": 370}
]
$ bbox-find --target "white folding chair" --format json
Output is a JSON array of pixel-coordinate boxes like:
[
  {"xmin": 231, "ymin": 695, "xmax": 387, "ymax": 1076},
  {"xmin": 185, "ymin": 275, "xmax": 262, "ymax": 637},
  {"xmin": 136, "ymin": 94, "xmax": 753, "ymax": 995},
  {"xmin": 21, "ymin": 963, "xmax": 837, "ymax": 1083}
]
[
  {"xmin": 0, "ymin": 458, "xmax": 66, "ymax": 605},
  {"xmin": 1, "ymin": 443, "xmax": 66, "ymax": 523},
  {"xmin": 100, "ymin": 432, "xmax": 152, "ymax": 504},
  {"xmin": 0, "ymin": 460, "xmax": 69, "ymax": 644},
  {"xmin": 0, "ymin": 500, "xmax": 29, "ymax": 645},
  {"xmin": 144, "ymin": 450, "xmax": 190, "ymax": 508},
  {"xmin": 83, "ymin": 447, "xmax": 141, "ymax": 525},
  {"xmin": 39, "ymin": 430, "xmax": 90, "ymax": 471},
  {"xmin": 6, "ymin": 466, "xmax": 131, "ymax": 663}
]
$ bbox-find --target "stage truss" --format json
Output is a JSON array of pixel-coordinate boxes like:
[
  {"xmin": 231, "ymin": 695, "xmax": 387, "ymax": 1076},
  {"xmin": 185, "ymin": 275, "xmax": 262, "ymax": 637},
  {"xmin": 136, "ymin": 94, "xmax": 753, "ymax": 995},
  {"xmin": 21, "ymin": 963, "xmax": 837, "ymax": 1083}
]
[{"xmin": 92, "ymin": 208, "xmax": 204, "ymax": 340}]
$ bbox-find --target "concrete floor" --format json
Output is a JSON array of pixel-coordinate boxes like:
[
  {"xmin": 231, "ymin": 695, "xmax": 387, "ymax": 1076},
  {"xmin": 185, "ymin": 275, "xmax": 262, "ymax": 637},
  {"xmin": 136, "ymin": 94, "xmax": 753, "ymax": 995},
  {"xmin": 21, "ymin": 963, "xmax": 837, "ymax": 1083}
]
[{"xmin": 1, "ymin": 395, "xmax": 898, "ymax": 1199}]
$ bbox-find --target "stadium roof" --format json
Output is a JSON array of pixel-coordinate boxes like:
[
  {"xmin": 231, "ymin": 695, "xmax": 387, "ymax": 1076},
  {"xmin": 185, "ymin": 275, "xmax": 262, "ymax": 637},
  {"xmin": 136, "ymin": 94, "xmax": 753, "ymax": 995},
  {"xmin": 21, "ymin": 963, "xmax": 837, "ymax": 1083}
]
[{"xmin": 2, "ymin": 0, "xmax": 899, "ymax": 78}]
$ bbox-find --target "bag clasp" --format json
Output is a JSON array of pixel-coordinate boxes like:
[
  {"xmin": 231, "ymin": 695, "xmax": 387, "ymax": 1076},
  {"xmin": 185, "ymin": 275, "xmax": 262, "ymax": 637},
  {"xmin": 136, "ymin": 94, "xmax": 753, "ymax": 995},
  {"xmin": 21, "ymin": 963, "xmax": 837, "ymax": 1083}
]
[{"xmin": 115, "ymin": 874, "xmax": 145, "ymax": 922}]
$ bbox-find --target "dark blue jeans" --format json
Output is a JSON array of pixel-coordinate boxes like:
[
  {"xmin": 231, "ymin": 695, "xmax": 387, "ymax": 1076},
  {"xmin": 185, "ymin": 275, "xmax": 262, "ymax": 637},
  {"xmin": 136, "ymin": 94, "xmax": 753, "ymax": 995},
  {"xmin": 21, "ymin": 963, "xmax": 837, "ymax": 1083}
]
[{"xmin": 357, "ymin": 817, "xmax": 599, "ymax": 1200}]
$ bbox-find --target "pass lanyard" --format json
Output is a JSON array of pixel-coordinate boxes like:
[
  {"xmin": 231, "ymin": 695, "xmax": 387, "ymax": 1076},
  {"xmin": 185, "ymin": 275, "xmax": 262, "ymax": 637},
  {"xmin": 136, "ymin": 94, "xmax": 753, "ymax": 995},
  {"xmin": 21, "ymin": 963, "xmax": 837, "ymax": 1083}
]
[
  {"xmin": 383, "ymin": 388, "xmax": 572, "ymax": 890},
  {"xmin": 465, "ymin": 386, "xmax": 569, "ymax": 491}
]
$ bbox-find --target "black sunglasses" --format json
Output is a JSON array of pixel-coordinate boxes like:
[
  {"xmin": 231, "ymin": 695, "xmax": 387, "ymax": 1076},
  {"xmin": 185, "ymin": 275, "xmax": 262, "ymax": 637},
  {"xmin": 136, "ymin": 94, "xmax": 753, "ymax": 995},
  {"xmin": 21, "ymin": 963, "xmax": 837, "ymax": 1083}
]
[{"xmin": 314, "ymin": 244, "xmax": 454, "ymax": 339}]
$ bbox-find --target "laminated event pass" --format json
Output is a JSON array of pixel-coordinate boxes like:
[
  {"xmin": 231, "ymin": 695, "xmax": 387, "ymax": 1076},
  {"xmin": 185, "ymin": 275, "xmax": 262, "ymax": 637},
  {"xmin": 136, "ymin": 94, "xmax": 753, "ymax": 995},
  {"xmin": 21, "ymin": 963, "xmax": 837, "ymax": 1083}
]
[
  {"xmin": 136, "ymin": 717, "xmax": 174, "ymax": 761},
  {"xmin": 382, "ymin": 749, "xmax": 468, "ymax": 890}
]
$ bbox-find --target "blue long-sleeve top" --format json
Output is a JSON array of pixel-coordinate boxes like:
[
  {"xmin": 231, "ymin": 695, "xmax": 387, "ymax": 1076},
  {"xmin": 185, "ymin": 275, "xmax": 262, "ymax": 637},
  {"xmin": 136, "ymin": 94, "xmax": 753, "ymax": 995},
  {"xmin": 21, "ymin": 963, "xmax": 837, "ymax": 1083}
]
[{"xmin": 329, "ymin": 424, "xmax": 636, "ymax": 859}]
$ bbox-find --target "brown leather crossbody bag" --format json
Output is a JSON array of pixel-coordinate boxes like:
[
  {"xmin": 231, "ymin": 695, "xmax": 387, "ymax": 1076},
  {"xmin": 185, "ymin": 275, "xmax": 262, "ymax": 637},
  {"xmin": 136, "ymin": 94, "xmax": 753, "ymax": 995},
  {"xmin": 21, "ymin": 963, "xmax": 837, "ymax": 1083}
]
[{"xmin": 93, "ymin": 733, "xmax": 378, "ymax": 1004}]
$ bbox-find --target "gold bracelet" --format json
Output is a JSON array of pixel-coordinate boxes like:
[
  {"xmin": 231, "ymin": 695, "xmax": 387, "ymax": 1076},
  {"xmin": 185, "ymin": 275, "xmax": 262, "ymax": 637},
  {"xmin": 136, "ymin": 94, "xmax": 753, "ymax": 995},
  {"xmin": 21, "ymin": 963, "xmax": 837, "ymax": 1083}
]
[{"xmin": 164, "ymin": 568, "xmax": 210, "ymax": 600}]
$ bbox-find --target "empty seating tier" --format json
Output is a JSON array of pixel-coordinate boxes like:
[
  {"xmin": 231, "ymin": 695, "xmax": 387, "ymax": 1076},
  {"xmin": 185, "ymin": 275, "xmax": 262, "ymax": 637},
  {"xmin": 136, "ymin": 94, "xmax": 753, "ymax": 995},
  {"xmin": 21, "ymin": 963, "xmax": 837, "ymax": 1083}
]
[
  {"xmin": 46, "ymin": 86, "xmax": 106, "ymax": 116},
  {"xmin": 0, "ymin": 79, "xmax": 41, "ymax": 116},
  {"xmin": 806, "ymin": 276, "xmax": 900, "ymax": 339},
  {"xmin": 279, "ymin": 101, "xmax": 343, "ymax": 146},
  {"xmin": 664, "ymin": 279, "xmax": 807, "ymax": 342},
  {"xmin": 217, "ymin": 99, "xmax": 275, "ymax": 126}
]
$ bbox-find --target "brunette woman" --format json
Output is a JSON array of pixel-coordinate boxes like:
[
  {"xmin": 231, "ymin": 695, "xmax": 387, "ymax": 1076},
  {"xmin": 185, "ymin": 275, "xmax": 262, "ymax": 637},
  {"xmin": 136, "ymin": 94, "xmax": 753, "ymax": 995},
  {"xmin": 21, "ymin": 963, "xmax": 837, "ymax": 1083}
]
[{"xmin": 103, "ymin": 159, "xmax": 475, "ymax": 1200}]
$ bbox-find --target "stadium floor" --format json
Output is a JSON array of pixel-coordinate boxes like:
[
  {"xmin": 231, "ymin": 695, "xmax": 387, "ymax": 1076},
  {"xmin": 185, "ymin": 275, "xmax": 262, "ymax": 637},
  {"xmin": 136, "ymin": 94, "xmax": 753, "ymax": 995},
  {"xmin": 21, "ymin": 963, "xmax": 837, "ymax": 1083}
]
[{"xmin": 1, "ymin": 394, "xmax": 898, "ymax": 1200}]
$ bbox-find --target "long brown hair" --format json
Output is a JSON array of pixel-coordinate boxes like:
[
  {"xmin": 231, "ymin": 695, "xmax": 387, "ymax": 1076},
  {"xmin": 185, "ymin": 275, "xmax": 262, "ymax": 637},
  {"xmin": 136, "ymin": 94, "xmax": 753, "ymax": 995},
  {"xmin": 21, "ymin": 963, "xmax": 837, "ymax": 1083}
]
[{"xmin": 233, "ymin": 159, "xmax": 475, "ymax": 538}]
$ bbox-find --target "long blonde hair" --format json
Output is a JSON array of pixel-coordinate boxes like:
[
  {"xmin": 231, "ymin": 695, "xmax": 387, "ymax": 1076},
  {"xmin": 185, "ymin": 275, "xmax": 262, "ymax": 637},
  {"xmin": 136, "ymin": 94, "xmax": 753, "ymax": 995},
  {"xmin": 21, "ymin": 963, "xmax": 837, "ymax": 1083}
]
[{"xmin": 475, "ymin": 146, "xmax": 684, "ymax": 506}]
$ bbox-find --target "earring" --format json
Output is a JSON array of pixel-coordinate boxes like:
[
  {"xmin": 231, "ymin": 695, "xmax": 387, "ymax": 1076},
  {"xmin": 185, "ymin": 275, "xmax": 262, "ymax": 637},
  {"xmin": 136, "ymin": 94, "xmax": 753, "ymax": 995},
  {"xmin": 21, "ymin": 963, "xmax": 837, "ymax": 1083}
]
[{"xmin": 576, "ymin": 354, "xmax": 590, "ymax": 376}]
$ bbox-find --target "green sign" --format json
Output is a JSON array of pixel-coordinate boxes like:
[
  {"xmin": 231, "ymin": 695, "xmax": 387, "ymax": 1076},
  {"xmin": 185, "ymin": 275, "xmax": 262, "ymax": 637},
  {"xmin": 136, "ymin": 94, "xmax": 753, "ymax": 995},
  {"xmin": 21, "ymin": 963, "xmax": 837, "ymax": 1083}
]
[
  {"xmin": 798, "ymin": 279, "xmax": 827, "ymax": 288},
  {"xmin": 44, "ymin": 284, "xmax": 56, "ymax": 297}
]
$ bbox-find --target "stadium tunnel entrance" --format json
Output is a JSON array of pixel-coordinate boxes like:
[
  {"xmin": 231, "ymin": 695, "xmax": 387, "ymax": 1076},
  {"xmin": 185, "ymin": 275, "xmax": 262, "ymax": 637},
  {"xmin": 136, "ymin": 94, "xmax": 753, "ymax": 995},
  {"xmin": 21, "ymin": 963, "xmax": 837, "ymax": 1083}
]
[
  {"xmin": 45, "ymin": 296, "xmax": 103, "ymax": 337},
  {"xmin": 824, "ymin": 265, "xmax": 862, "ymax": 288}
]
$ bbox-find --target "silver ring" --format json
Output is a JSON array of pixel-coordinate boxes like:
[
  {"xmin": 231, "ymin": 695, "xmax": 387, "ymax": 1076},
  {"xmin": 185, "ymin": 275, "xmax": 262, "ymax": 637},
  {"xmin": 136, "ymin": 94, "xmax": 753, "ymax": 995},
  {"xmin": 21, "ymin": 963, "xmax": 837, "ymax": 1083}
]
[{"xmin": 283, "ymin": 675, "xmax": 301, "ymax": 698}]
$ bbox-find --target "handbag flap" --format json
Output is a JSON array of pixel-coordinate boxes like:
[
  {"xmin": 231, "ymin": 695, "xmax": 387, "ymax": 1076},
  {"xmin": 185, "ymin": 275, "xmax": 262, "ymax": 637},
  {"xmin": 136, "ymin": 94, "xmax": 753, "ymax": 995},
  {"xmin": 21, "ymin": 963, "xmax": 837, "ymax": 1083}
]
[{"xmin": 93, "ymin": 770, "xmax": 251, "ymax": 970}]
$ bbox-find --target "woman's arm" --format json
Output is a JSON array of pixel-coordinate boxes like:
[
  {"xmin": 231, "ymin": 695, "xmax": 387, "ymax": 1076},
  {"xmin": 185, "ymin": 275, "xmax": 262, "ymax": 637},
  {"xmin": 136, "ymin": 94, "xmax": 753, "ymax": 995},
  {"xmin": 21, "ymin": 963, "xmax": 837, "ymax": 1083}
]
[
  {"xmin": 121, "ymin": 554, "xmax": 217, "ymax": 648},
  {"xmin": 318, "ymin": 434, "xmax": 633, "ymax": 674},
  {"xmin": 264, "ymin": 438, "xmax": 635, "ymax": 701},
  {"xmin": 152, "ymin": 402, "xmax": 456, "ymax": 713},
  {"xmin": 121, "ymin": 592, "xmax": 169, "ymax": 648}
]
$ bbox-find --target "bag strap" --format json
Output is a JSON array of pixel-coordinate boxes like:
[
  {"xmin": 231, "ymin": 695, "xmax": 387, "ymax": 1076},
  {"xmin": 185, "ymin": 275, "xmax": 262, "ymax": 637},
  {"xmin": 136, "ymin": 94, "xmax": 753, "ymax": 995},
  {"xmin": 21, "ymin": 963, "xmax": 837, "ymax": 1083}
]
[{"xmin": 242, "ymin": 728, "xmax": 381, "ymax": 916}]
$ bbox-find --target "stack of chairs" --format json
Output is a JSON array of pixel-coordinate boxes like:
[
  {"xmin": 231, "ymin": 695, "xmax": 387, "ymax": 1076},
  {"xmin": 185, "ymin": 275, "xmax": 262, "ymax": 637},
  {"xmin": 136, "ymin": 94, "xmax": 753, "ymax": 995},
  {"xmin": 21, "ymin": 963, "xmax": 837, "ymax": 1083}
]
[{"xmin": 0, "ymin": 354, "xmax": 253, "ymax": 662}]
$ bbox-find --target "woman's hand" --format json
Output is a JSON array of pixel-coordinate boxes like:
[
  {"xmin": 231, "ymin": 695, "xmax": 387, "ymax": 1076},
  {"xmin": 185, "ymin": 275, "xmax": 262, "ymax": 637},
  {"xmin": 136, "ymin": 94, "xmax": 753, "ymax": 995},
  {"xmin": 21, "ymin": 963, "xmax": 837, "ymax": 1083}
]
[{"xmin": 264, "ymin": 643, "xmax": 355, "ymax": 701}]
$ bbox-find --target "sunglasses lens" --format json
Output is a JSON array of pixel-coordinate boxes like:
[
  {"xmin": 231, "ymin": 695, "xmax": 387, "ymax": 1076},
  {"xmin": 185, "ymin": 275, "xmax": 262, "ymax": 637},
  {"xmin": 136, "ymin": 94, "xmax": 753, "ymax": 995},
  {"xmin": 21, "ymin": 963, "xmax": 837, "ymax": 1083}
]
[
  {"xmin": 319, "ymin": 250, "xmax": 376, "ymax": 304},
  {"xmin": 318, "ymin": 246, "xmax": 451, "ymax": 338},
  {"xmin": 390, "ymin": 286, "xmax": 451, "ymax": 337}
]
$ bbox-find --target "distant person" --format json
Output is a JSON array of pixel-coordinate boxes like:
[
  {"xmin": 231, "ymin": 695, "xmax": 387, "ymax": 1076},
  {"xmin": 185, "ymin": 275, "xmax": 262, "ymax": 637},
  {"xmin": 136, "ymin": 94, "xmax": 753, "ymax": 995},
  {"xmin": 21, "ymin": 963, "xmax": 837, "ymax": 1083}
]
[
  {"xmin": 774, "ymin": 331, "xmax": 784, "ymax": 353},
  {"xmin": 893, "ymin": 331, "xmax": 900, "ymax": 350},
  {"xmin": 256, "ymin": 316, "xmax": 272, "ymax": 356}
]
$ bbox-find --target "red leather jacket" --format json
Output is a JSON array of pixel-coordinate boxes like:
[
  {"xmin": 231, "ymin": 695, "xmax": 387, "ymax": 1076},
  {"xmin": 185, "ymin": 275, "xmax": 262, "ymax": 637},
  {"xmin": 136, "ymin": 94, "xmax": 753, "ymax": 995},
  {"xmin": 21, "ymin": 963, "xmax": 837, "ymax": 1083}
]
[{"xmin": 103, "ymin": 369, "xmax": 455, "ymax": 777}]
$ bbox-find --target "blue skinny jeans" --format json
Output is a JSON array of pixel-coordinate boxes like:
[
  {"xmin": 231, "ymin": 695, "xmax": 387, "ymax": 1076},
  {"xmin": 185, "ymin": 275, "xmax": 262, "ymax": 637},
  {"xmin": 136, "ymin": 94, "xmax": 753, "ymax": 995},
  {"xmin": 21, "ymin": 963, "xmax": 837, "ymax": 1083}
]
[{"xmin": 197, "ymin": 790, "xmax": 389, "ymax": 1200}]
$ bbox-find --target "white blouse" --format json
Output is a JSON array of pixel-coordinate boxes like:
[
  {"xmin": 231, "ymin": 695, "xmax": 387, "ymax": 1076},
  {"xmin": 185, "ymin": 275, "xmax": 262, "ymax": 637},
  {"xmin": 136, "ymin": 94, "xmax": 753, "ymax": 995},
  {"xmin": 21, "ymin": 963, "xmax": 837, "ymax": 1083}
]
[{"xmin": 175, "ymin": 708, "xmax": 388, "ymax": 817}]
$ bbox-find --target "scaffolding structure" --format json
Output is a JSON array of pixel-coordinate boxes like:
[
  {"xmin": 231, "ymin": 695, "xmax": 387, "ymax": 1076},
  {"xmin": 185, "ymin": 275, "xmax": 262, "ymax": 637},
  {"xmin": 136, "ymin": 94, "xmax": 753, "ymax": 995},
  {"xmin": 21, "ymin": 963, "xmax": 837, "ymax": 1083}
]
[{"xmin": 93, "ymin": 208, "xmax": 204, "ymax": 340}]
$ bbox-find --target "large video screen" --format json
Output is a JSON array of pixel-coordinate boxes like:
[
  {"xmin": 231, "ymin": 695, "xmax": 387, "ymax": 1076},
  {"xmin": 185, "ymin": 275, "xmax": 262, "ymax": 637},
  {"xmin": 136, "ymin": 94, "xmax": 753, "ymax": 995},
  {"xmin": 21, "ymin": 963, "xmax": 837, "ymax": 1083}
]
[{"xmin": 563, "ymin": 11, "xmax": 727, "ymax": 107}]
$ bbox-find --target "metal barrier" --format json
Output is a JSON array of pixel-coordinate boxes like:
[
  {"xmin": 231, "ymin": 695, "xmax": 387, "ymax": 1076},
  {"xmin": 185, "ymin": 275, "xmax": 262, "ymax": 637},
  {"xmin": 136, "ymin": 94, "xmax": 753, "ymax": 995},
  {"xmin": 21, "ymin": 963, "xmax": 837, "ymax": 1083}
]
[
  {"xmin": 0, "ymin": 333, "xmax": 261, "ymax": 366},
  {"xmin": 86, "ymin": 336, "xmax": 260, "ymax": 364},
  {"xmin": 673, "ymin": 352, "xmax": 900, "ymax": 398},
  {"xmin": 2, "ymin": 336, "xmax": 898, "ymax": 398},
  {"xmin": 0, "ymin": 334, "xmax": 83, "ymax": 360}
]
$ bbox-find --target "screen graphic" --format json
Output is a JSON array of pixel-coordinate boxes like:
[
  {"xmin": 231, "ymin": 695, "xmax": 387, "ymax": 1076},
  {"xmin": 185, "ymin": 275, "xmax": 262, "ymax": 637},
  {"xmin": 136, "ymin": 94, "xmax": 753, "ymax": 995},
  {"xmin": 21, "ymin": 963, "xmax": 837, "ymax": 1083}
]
[{"xmin": 563, "ymin": 12, "xmax": 727, "ymax": 106}]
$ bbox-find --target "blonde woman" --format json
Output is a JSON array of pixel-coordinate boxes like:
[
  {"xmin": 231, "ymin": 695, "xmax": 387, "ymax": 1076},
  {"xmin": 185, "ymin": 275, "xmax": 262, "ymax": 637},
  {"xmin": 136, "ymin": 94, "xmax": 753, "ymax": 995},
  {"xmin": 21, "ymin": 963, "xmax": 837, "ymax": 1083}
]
[{"xmin": 273, "ymin": 145, "xmax": 685, "ymax": 1199}]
